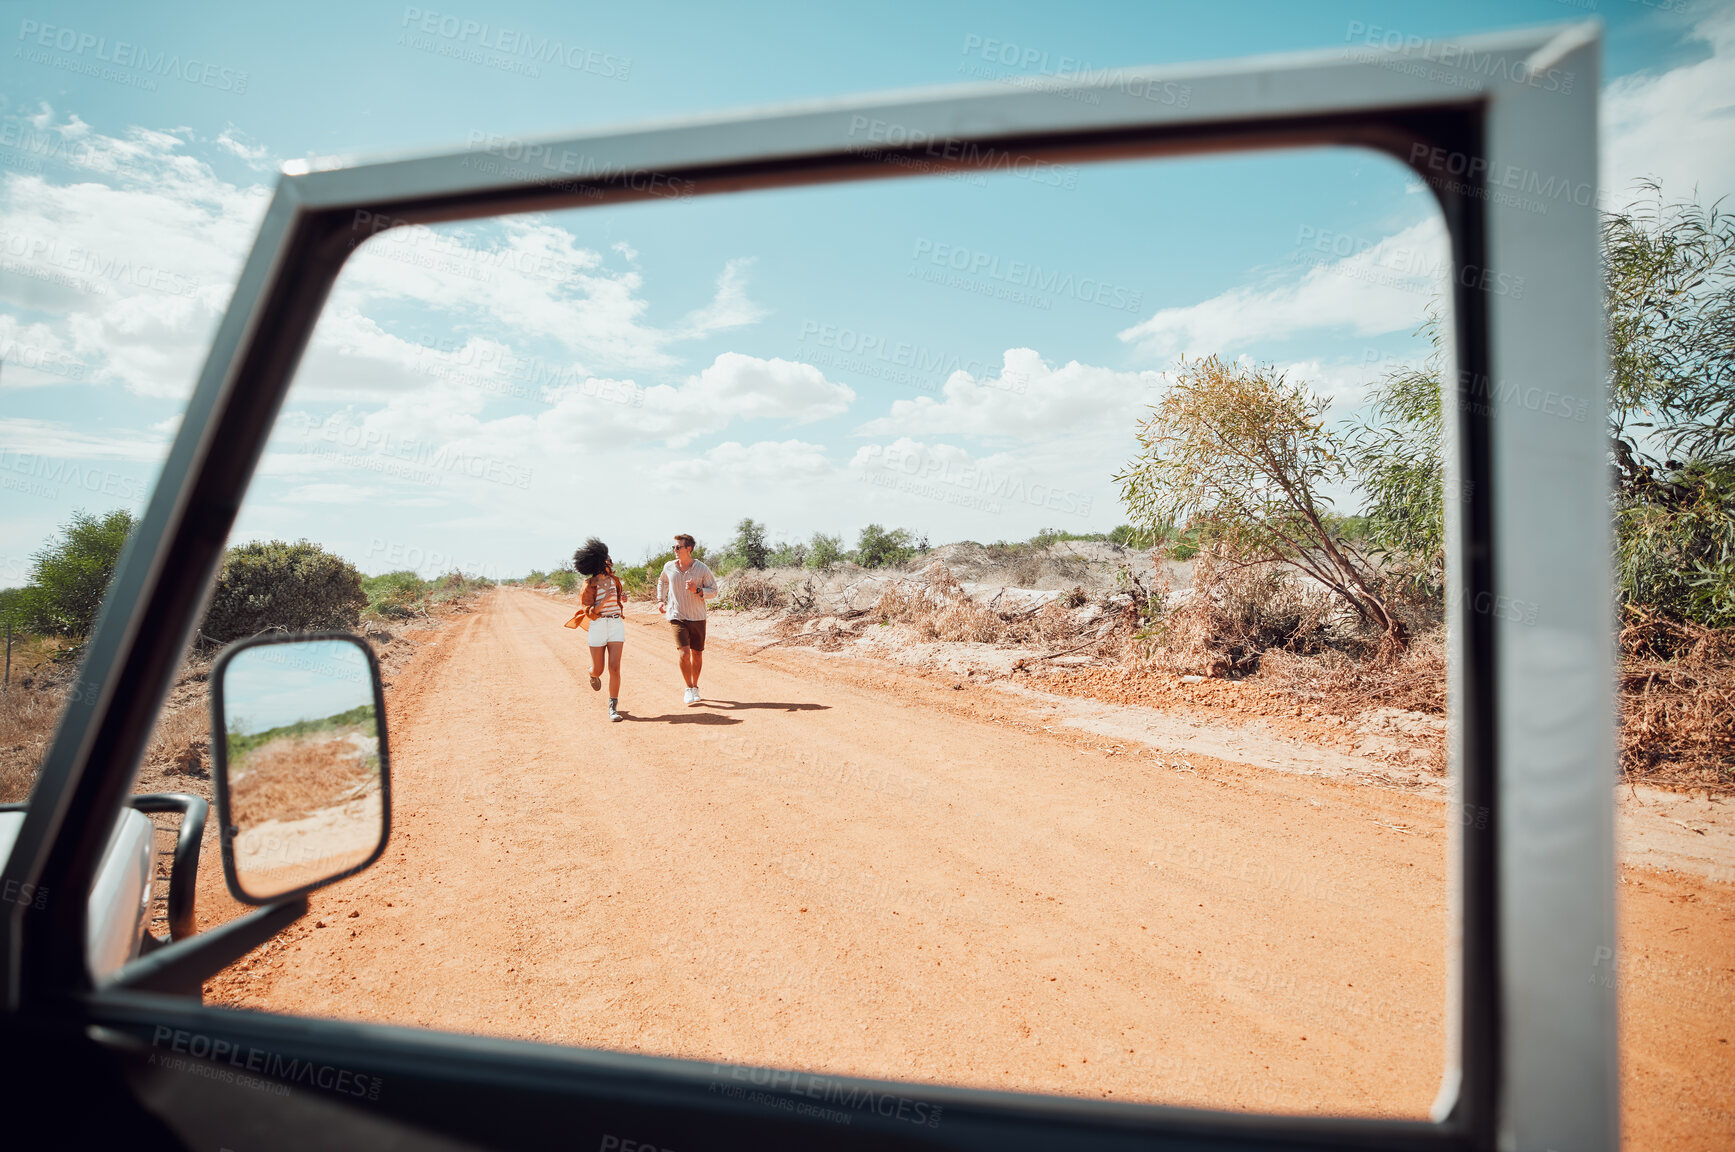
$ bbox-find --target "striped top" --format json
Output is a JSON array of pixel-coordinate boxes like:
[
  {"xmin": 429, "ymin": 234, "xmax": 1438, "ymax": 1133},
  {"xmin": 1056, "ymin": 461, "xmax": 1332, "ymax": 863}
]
[
  {"xmin": 585, "ymin": 575, "xmax": 624, "ymax": 618},
  {"xmin": 657, "ymin": 559, "xmax": 716, "ymax": 621}
]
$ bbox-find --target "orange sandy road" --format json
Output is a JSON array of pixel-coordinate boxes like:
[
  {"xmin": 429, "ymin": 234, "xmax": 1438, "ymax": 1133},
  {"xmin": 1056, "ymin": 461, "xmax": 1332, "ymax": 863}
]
[
  {"xmin": 202, "ymin": 587, "xmax": 1735, "ymax": 1146},
  {"xmin": 211, "ymin": 586, "xmax": 1455, "ymax": 1118}
]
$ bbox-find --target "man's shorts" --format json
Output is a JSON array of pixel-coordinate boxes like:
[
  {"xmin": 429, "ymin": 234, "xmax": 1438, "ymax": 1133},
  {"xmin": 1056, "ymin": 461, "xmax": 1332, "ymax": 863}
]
[
  {"xmin": 670, "ymin": 619, "xmax": 707, "ymax": 652},
  {"xmin": 587, "ymin": 616, "xmax": 626, "ymax": 646}
]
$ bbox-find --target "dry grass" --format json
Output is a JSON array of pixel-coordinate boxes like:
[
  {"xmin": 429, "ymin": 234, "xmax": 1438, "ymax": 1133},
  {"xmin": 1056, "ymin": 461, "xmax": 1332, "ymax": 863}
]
[
  {"xmin": 1136, "ymin": 551, "xmax": 1348, "ymax": 678},
  {"xmin": 230, "ymin": 731, "xmax": 378, "ymax": 826},
  {"xmin": 1619, "ymin": 608, "xmax": 1735, "ymax": 792},
  {"xmin": 0, "ymin": 635, "xmax": 82, "ymax": 803},
  {"xmin": 146, "ymin": 694, "xmax": 210, "ymax": 779},
  {"xmin": 717, "ymin": 571, "xmax": 786, "ymax": 611},
  {"xmin": 1259, "ymin": 633, "xmax": 1447, "ymax": 716},
  {"xmin": 873, "ymin": 565, "xmax": 1098, "ymax": 651},
  {"xmin": 0, "ymin": 681, "xmax": 69, "ymax": 804}
]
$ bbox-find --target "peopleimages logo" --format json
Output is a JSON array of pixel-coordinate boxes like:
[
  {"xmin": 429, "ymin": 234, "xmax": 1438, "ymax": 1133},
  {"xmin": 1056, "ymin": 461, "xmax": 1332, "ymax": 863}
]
[
  {"xmin": 957, "ymin": 34, "xmax": 1191, "ymax": 108},
  {"xmin": 399, "ymin": 8, "xmax": 630, "ymax": 80},
  {"xmin": 149, "ymin": 1026, "xmax": 382, "ymax": 1101},
  {"xmin": 304, "ymin": 417, "xmax": 533, "ymax": 490},
  {"xmin": 709, "ymin": 1063, "xmax": 943, "ymax": 1130},
  {"xmin": 0, "ymin": 119, "xmax": 99, "ymax": 170},
  {"xmin": 911, "ymin": 238, "xmax": 1143, "ymax": 312},
  {"xmin": 1292, "ymin": 225, "xmax": 1525, "ymax": 299},
  {"xmin": 1344, "ymin": 22, "xmax": 1574, "ymax": 94},
  {"xmin": 461, "ymin": 132, "xmax": 694, "ymax": 198},
  {"xmin": 16, "ymin": 20, "xmax": 250, "ymax": 92},
  {"xmin": 0, "ymin": 451, "xmax": 146, "ymax": 502},
  {"xmin": 1407, "ymin": 144, "xmax": 1593, "ymax": 214},
  {"xmin": 796, "ymin": 321, "xmax": 1026, "ymax": 391},
  {"xmin": 0, "ymin": 229, "xmax": 203, "ymax": 299},
  {"xmin": 351, "ymin": 209, "xmax": 592, "ymax": 285},
  {"xmin": 846, "ymin": 116, "xmax": 1078, "ymax": 190},
  {"xmin": 862, "ymin": 443, "xmax": 1093, "ymax": 518},
  {"xmin": 0, "ymin": 337, "xmax": 86, "ymax": 380}
]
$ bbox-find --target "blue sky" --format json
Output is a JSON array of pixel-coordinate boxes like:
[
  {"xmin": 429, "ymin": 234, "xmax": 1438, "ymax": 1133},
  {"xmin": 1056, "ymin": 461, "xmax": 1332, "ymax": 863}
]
[
  {"xmin": 222, "ymin": 639, "xmax": 374, "ymax": 736},
  {"xmin": 3, "ymin": 0, "xmax": 1732, "ymax": 580}
]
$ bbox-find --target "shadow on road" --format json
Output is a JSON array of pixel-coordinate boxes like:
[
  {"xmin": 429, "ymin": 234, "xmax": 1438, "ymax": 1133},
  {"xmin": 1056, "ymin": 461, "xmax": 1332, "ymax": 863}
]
[
  {"xmin": 695, "ymin": 701, "xmax": 830, "ymax": 712},
  {"xmin": 621, "ymin": 712, "xmax": 743, "ymax": 725}
]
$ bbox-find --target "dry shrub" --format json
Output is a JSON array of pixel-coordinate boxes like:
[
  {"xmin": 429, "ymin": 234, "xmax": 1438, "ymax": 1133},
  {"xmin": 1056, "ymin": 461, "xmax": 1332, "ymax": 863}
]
[
  {"xmin": 878, "ymin": 567, "xmax": 1003, "ymax": 643},
  {"xmin": 230, "ymin": 733, "xmax": 378, "ymax": 826},
  {"xmin": 788, "ymin": 576, "xmax": 819, "ymax": 614},
  {"xmin": 927, "ymin": 601, "xmax": 1004, "ymax": 644},
  {"xmin": 1260, "ymin": 630, "xmax": 1447, "ymax": 716},
  {"xmin": 717, "ymin": 571, "xmax": 785, "ymax": 611},
  {"xmin": 1001, "ymin": 600, "xmax": 1087, "ymax": 648},
  {"xmin": 146, "ymin": 700, "xmax": 210, "ymax": 778},
  {"xmin": 1142, "ymin": 550, "xmax": 1344, "ymax": 677},
  {"xmin": 875, "ymin": 565, "xmax": 1109, "ymax": 652},
  {"xmin": 1619, "ymin": 608, "xmax": 1735, "ymax": 790}
]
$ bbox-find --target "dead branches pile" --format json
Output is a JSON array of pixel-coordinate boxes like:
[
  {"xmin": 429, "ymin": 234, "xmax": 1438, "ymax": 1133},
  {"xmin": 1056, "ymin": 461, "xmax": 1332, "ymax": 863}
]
[{"xmin": 1619, "ymin": 607, "xmax": 1735, "ymax": 790}]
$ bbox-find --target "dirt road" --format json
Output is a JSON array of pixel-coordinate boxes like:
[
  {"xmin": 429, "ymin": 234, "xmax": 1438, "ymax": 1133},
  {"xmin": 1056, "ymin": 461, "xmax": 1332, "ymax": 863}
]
[{"xmin": 204, "ymin": 588, "xmax": 1735, "ymax": 1143}]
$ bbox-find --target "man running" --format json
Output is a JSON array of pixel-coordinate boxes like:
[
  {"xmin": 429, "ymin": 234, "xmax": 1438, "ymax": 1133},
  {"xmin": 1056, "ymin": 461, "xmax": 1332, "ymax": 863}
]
[{"xmin": 656, "ymin": 533, "xmax": 717, "ymax": 705}]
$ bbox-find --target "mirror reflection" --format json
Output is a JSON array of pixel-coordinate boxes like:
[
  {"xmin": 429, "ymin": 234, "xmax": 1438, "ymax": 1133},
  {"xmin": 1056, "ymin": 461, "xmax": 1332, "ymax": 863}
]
[{"xmin": 217, "ymin": 638, "xmax": 387, "ymax": 901}]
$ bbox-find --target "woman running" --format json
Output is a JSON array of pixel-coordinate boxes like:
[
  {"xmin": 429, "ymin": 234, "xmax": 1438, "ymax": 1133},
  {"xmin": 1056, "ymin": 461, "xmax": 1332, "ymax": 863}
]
[{"xmin": 574, "ymin": 538, "xmax": 626, "ymax": 722}]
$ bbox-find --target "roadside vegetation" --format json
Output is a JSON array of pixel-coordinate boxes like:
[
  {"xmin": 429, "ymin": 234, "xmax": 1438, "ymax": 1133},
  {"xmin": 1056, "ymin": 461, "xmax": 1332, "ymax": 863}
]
[
  {"xmin": 363, "ymin": 570, "xmax": 495, "ymax": 622},
  {"xmin": 1, "ymin": 514, "xmax": 492, "ymax": 802},
  {"xmin": 1109, "ymin": 184, "xmax": 1731, "ymax": 790},
  {"xmin": 226, "ymin": 703, "xmax": 379, "ymax": 762}
]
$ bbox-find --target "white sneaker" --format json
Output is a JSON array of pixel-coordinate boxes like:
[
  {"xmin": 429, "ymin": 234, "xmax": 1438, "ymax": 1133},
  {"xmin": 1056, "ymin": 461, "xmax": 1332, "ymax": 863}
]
[{"xmin": 684, "ymin": 686, "xmax": 700, "ymax": 705}]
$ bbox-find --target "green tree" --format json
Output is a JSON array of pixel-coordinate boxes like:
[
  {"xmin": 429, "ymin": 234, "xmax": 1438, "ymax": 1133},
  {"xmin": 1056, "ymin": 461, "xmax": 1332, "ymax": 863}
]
[
  {"xmin": 1345, "ymin": 314, "xmax": 1446, "ymax": 590},
  {"xmin": 362, "ymin": 570, "xmax": 429, "ymax": 619},
  {"xmin": 1602, "ymin": 185, "xmax": 1735, "ymax": 626},
  {"xmin": 805, "ymin": 532, "xmax": 844, "ymax": 571},
  {"xmin": 1605, "ymin": 181, "xmax": 1735, "ymax": 480},
  {"xmin": 767, "ymin": 538, "xmax": 808, "ymax": 568},
  {"xmin": 0, "ymin": 586, "xmax": 32, "ymax": 634},
  {"xmin": 1617, "ymin": 462, "xmax": 1735, "ymax": 628},
  {"xmin": 726, "ymin": 518, "xmax": 770, "ymax": 570},
  {"xmin": 202, "ymin": 540, "xmax": 367, "ymax": 642},
  {"xmin": 1115, "ymin": 356, "xmax": 1407, "ymax": 650},
  {"xmin": 856, "ymin": 524, "xmax": 915, "ymax": 569},
  {"xmin": 1342, "ymin": 187, "xmax": 1735, "ymax": 627},
  {"xmin": 22, "ymin": 508, "xmax": 137, "ymax": 636}
]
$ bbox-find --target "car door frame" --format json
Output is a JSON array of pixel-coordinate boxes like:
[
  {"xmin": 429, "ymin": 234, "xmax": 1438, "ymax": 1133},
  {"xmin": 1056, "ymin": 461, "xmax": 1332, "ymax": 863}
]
[{"xmin": 0, "ymin": 20, "xmax": 1614, "ymax": 1152}]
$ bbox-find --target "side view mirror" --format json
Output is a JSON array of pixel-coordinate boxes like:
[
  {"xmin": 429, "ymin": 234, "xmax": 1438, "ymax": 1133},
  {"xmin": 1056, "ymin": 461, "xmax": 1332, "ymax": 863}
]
[{"xmin": 211, "ymin": 633, "xmax": 392, "ymax": 904}]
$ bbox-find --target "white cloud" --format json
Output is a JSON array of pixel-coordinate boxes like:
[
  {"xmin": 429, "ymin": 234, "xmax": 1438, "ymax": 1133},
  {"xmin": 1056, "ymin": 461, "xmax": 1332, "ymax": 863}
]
[
  {"xmin": 688, "ymin": 353, "xmax": 853, "ymax": 426},
  {"xmin": 283, "ymin": 482, "xmax": 372, "ymax": 504},
  {"xmin": 0, "ymin": 314, "xmax": 88, "ymax": 388},
  {"xmin": 1117, "ymin": 218, "xmax": 1446, "ymax": 361},
  {"xmin": 262, "ymin": 353, "xmax": 854, "ymax": 503},
  {"xmin": 856, "ymin": 348, "xmax": 1164, "ymax": 441},
  {"xmin": 679, "ymin": 258, "xmax": 769, "ymax": 337},
  {"xmin": 1, "ymin": 112, "xmax": 770, "ymax": 407},
  {"xmin": 334, "ymin": 218, "xmax": 766, "ymax": 377},
  {"xmin": 0, "ymin": 113, "xmax": 270, "ymax": 398},
  {"xmin": 848, "ymin": 435, "xmax": 1105, "ymax": 525},
  {"xmin": 0, "ymin": 417, "xmax": 169, "ymax": 460},
  {"xmin": 213, "ymin": 127, "xmax": 276, "ymax": 171},
  {"xmin": 661, "ymin": 439, "xmax": 835, "ymax": 486},
  {"xmin": 1603, "ymin": 7, "xmax": 1735, "ymax": 206}
]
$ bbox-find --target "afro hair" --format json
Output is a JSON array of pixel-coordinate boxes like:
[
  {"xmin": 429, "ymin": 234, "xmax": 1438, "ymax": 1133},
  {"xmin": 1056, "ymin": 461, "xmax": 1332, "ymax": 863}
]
[{"xmin": 572, "ymin": 537, "xmax": 611, "ymax": 577}]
